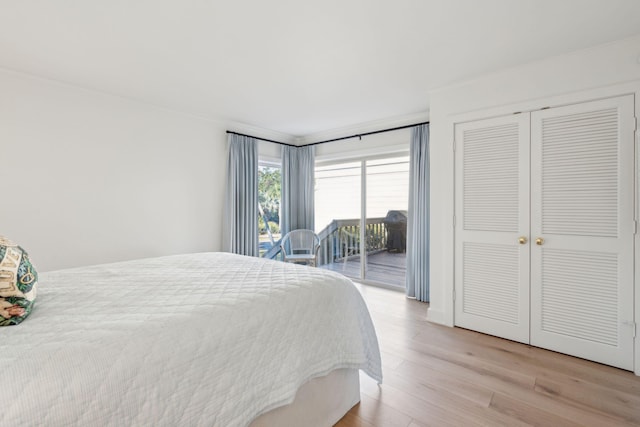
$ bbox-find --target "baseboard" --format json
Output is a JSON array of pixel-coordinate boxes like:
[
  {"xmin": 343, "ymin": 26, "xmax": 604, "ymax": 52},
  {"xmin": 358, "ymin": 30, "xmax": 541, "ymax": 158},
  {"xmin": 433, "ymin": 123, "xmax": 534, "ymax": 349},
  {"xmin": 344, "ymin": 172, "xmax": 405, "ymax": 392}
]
[{"xmin": 426, "ymin": 308, "xmax": 449, "ymax": 326}]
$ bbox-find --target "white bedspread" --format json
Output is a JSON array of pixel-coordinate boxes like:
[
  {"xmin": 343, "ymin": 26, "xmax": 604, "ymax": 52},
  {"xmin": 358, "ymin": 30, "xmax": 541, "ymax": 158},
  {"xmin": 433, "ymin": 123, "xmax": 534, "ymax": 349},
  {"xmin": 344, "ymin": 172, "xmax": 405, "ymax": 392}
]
[{"xmin": 1, "ymin": 252, "xmax": 382, "ymax": 427}]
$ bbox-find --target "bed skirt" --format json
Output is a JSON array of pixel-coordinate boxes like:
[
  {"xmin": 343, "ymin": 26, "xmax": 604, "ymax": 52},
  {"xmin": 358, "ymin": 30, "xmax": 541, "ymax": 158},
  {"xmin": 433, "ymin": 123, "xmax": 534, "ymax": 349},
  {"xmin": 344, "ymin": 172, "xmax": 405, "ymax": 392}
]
[{"xmin": 250, "ymin": 368, "xmax": 360, "ymax": 427}]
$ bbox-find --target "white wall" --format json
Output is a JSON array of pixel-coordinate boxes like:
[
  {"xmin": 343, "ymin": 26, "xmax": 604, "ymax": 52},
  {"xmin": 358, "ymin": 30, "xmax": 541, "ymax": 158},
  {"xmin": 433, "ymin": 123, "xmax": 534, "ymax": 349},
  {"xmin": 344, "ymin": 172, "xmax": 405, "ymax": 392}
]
[
  {"xmin": 309, "ymin": 112, "xmax": 426, "ymax": 162},
  {"xmin": 0, "ymin": 70, "xmax": 229, "ymax": 271},
  {"xmin": 314, "ymin": 129, "xmax": 410, "ymax": 163},
  {"xmin": 428, "ymin": 35, "xmax": 640, "ymax": 336}
]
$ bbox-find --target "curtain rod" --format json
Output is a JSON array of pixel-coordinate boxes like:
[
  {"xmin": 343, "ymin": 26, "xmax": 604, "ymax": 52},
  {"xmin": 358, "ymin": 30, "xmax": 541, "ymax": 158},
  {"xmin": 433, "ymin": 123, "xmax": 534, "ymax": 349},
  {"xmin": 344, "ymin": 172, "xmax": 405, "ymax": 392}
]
[
  {"xmin": 226, "ymin": 120, "xmax": 429, "ymax": 148},
  {"xmin": 225, "ymin": 131, "xmax": 298, "ymax": 147},
  {"xmin": 304, "ymin": 121, "xmax": 429, "ymax": 146}
]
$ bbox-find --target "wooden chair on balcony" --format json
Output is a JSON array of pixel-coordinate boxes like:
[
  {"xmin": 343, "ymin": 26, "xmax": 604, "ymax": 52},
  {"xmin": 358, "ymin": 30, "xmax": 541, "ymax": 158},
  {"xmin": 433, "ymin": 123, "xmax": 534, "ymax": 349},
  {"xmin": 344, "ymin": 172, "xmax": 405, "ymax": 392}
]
[{"xmin": 280, "ymin": 229, "xmax": 320, "ymax": 267}]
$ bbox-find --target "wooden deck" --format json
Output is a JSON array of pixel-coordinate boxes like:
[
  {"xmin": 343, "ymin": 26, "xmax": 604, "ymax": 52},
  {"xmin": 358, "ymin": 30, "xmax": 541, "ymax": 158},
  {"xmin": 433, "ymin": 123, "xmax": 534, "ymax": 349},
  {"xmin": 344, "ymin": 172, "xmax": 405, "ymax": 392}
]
[{"xmin": 320, "ymin": 250, "xmax": 406, "ymax": 288}]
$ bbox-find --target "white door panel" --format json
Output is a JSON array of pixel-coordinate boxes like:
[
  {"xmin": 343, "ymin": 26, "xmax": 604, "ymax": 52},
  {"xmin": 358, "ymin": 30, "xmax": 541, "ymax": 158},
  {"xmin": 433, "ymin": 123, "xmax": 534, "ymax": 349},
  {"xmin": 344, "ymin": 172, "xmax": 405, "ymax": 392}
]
[
  {"xmin": 530, "ymin": 95, "xmax": 635, "ymax": 370},
  {"xmin": 455, "ymin": 114, "xmax": 530, "ymax": 344}
]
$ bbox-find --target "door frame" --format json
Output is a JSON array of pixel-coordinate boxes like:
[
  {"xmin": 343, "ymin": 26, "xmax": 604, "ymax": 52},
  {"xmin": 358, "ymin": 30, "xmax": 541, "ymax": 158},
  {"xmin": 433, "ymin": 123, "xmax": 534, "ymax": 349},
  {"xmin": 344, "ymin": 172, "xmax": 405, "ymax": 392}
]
[{"xmin": 314, "ymin": 151, "xmax": 410, "ymax": 289}]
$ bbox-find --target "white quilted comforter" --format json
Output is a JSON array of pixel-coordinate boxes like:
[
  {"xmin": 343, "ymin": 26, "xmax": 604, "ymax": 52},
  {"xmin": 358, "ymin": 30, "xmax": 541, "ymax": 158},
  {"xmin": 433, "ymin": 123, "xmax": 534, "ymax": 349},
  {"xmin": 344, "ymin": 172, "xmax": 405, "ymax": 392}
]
[{"xmin": 1, "ymin": 252, "xmax": 382, "ymax": 426}]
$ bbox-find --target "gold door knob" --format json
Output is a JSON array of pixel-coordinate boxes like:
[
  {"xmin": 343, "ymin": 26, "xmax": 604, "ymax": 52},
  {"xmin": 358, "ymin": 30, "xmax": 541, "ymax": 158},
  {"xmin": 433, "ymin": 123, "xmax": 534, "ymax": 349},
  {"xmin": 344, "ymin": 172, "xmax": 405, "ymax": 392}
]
[
  {"xmin": 518, "ymin": 237, "xmax": 527, "ymax": 245},
  {"xmin": 536, "ymin": 237, "xmax": 544, "ymax": 246}
]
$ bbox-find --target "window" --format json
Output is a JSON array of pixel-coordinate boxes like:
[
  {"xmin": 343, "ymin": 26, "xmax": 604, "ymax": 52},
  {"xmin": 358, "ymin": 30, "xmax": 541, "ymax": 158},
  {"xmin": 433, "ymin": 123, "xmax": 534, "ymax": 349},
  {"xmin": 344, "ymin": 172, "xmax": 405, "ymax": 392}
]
[{"xmin": 258, "ymin": 163, "xmax": 281, "ymax": 257}]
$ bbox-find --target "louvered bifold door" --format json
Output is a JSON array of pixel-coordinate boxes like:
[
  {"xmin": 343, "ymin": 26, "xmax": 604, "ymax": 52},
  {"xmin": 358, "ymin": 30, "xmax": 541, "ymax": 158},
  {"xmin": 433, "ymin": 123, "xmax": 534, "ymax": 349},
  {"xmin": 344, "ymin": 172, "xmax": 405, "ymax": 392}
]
[
  {"xmin": 530, "ymin": 95, "xmax": 635, "ymax": 370},
  {"xmin": 455, "ymin": 115, "xmax": 530, "ymax": 343}
]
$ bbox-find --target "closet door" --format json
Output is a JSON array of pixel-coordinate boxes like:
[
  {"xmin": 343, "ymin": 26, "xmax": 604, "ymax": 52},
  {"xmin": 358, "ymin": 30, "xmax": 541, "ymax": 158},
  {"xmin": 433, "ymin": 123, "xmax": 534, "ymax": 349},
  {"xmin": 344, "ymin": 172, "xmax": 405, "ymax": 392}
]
[
  {"xmin": 530, "ymin": 95, "xmax": 635, "ymax": 370},
  {"xmin": 455, "ymin": 114, "xmax": 530, "ymax": 343}
]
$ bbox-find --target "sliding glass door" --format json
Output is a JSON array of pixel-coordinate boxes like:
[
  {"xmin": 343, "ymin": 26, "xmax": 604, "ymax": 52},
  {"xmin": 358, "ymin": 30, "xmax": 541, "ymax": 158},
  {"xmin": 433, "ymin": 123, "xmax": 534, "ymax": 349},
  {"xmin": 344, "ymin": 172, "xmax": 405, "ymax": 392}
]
[
  {"xmin": 315, "ymin": 161, "xmax": 362, "ymax": 276},
  {"xmin": 364, "ymin": 157, "xmax": 409, "ymax": 287},
  {"xmin": 315, "ymin": 155, "xmax": 409, "ymax": 288}
]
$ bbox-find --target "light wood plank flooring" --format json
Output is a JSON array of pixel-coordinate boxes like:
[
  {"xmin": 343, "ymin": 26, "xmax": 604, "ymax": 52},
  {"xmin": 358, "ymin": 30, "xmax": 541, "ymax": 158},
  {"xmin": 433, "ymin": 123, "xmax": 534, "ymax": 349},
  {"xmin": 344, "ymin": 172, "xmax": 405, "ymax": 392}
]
[{"xmin": 335, "ymin": 284, "xmax": 640, "ymax": 427}]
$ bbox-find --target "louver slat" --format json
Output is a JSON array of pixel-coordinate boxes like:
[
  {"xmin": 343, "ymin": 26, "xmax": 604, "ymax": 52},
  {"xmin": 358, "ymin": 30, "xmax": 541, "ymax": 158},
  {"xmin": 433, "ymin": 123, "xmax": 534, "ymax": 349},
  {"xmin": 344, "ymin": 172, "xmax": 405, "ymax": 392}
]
[
  {"xmin": 541, "ymin": 249, "xmax": 618, "ymax": 346},
  {"xmin": 463, "ymin": 243, "xmax": 520, "ymax": 324},
  {"xmin": 463, "ymin": 123, "xmax": 519, "ymax": 232},
  {"xmin": 541, "ymin": 108, "xmax": 618, "ymax": 237}
]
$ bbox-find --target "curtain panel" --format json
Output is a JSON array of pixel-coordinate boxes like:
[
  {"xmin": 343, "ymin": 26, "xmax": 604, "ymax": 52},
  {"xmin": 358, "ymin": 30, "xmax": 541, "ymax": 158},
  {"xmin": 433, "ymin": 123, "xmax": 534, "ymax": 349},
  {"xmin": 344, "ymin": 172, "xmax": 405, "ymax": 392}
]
[
  {"xmin": 223, "ymin": 134, "xmax": 259, "ymax": 256},
  {"xmin": 281, "ymin": 145, "xmax": 315, "ymax": 236},
  {"xmin": 406, "ymin": 124, "xmax": 430, "ymax": 302}
]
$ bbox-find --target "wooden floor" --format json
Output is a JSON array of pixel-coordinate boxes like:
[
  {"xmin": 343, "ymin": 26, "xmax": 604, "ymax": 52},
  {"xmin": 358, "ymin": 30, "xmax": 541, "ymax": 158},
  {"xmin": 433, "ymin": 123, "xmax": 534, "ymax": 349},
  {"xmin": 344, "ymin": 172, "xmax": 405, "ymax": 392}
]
[
  {"xmin": 335, "ymin": 284, "xmax": 640, "ymax": 427},
  {"xmin": 321, "ymin": 251, "xmax": 406, "ymax": 288}
]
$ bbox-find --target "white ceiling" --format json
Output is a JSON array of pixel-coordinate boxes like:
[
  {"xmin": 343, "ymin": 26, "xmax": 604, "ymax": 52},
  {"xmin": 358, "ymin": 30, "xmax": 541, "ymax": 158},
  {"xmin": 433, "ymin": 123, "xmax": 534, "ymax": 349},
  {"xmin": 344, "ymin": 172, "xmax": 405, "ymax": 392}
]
[{"xmin": 1, "ymin": 1, "xmax": 640, "ymax": 136}]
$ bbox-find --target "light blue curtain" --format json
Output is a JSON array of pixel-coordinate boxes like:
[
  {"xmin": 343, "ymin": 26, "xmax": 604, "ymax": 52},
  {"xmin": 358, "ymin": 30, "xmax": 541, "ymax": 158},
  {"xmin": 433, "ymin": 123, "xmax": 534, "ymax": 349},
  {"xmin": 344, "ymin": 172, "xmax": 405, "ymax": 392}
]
[
  {"xmin": 223, "ymin": 134, "xmax": 259, "ymax": 256},
  {"xmin": 281, "ymin": 145, "xmax": 315, "ymax": 235},
  {"xmin": 406, "ymin": 124, "xmax": 430, "ymax": 302}
]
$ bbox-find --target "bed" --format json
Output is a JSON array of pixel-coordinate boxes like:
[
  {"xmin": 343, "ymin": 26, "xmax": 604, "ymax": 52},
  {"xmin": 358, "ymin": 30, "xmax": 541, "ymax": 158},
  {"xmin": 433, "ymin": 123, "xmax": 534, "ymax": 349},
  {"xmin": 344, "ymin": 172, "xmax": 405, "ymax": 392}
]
[{"xmin": 1, "ymin": 252, "xmax": 382, "ymax": 426}]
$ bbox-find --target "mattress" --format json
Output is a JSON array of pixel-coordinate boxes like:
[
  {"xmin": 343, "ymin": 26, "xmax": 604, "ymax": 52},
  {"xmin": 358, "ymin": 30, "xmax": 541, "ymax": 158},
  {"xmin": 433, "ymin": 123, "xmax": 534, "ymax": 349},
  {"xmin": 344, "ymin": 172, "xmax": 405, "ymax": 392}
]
[{"xmin": 0, "ymin": 252, "xmax": 382, "ymax": 426}]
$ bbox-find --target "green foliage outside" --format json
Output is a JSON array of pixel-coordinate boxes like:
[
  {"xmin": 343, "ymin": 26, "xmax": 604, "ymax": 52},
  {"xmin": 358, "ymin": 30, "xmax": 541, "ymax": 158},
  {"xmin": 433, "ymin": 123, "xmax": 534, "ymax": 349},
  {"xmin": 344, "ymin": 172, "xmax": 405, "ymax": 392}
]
[
  {"xmin": 258, "ymin": 166, "xmax": 281, "ymax": 235},
  {"xmin": 258, "ymin": 216, "xmax": 280, "ymax": 234}
]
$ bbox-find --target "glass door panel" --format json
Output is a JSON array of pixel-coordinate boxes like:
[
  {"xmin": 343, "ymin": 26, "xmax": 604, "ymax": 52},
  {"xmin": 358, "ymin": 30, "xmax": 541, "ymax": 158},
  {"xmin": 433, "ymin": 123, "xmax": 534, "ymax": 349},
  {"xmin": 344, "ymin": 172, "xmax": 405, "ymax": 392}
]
[
  {"xmin": 364, "ymin": 157, "xmax": 409, "ymax": 287},
  {"xmin": 315, "ymin": 162, "xmax": 362, "ymax": 277}
]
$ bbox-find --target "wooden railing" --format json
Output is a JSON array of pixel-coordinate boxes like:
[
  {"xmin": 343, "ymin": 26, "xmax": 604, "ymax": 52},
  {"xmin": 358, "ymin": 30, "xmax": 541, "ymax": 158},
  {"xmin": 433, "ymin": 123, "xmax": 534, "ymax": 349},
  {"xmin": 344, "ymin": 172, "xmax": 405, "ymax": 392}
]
[
  {"xmin": 316, "ymin": 217, "xmax": 387, "ymax": 266},
  {"xmin": 262, "ymin": 217, "xmax": 389, "ymax": 264},
  {"xmin": 262, "ymin": 239, "xmax": 283, "ymax": 260}
]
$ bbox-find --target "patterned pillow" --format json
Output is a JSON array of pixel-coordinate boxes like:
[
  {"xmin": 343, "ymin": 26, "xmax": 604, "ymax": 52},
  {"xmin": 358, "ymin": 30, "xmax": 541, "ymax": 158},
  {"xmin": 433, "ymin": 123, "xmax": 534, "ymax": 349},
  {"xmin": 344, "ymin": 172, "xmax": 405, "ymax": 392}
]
[{"xmin": 0, "ymin": 236, "xmax": 38, "ymax": 326}]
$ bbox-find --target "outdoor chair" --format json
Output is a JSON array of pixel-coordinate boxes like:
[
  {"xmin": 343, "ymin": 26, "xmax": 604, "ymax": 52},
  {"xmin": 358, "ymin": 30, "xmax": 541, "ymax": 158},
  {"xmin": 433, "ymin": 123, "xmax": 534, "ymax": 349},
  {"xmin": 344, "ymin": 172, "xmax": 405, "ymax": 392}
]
[{"xmin": 280, "ymin": 229, "xmax": 320, "ymax": 267}]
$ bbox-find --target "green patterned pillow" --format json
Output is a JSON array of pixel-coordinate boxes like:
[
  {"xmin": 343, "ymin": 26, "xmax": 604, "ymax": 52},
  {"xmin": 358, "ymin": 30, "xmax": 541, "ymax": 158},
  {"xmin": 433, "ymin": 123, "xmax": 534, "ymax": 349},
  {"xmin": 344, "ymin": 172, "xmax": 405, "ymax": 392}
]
[{"xmin": 0, "ymin": 236, "xmax": 37, "ymax": 326}]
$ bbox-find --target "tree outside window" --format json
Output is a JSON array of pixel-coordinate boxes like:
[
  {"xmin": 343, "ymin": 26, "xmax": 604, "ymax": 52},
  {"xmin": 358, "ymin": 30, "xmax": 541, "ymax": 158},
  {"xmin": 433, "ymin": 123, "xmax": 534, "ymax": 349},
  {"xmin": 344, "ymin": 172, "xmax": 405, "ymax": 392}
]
[{"xmin": 258, "ymin": 165, "xmax": 281, "ymax": 256}]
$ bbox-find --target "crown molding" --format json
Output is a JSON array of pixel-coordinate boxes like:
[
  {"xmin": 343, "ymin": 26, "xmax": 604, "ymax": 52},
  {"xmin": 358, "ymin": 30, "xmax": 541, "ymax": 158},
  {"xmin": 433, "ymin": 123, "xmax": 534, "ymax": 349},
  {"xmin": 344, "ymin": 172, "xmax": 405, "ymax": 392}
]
[
  {"xmin": 299, "ymin": 110, "xmax": 429, "ymax": 145},
  {"xmin": 1, "ymin": 66, "xmax": 428, "ymax": 145},
  {"xmin": 224, "ymin": 120, "xmax": 298, "ymax": 145},
  {"xmin": 223, "ymin": 110, "xmax": 430, "ymax": 147},
  {"xmin": 430, "ymin": 33, "xmax": 640, "ymax": 97}
]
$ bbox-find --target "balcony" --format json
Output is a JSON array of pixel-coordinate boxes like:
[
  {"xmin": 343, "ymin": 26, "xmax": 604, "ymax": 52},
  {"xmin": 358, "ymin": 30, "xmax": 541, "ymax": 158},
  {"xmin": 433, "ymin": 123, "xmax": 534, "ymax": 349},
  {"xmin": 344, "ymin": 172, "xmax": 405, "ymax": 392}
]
[
  {"xmin": 320, "ymin": 249, "xmax": 406, "ymax": 288},
  {"xmin": 317, "ymin": 215, "xmax": 406, "ymax": 288},
  {"xmin": 262, "ymin": 215, "xmax": 407, "ymax": 287}
]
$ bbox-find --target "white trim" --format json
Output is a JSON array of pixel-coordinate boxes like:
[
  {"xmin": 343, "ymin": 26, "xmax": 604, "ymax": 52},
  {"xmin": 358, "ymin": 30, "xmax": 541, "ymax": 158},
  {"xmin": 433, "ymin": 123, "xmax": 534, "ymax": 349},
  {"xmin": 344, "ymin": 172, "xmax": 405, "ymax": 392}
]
[
  {"xmin": 352, "ymin": 279, "xmax": 405, "ymax": 293},
  {"xmin": 634, "ymin": 88, "xmax": 640, "ymax": 376},
  {"xmin": 426, "ymin": 308, "xmax": 445, "ymax": 324},
  {"xmin": 316, "ymin": 150, "xmax": 410, "ymax": 167},
  {"xmin": 258, "ymin": 157, "xmax": 281, "ymax": 168},
  {"xmin": 0, "ymin": 66, "xmax": 222, "ymax": 125},
  {"xmin": 227, "ymin": 122, "xmax": 298, "ymax": 145},
  {"xmin": 445, "ymin": 80, "xmax": 640, "ymax": 125},
  {"xmin": 429, "ymin": 35, "xmax": 640, "ymax": 99},
  {"xmin": 315, "ymin": 146, "xmax": 409, "ymax": 165},
  {"xmin": 360, "ymin": 162, "xmax": 367, "ymax": 280}
]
